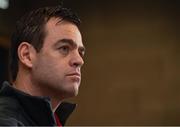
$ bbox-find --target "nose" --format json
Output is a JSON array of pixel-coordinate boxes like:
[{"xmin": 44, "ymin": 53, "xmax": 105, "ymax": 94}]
[{"xmin": 69, "ymin": 51, "xmax": 84, "ymax": 68}]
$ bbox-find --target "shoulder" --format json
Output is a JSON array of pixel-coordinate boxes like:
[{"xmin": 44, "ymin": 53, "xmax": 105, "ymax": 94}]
[
  {"xmin": 0, "ymin": 117, "xmax": 24, "ymax": 126},
  {"xmin": 0, "ymin": 96, "xmax": 24, "ymax": 125},
  {"xmin": 0, "ymin": 96, "xmax": 21, "ymax": 112}
]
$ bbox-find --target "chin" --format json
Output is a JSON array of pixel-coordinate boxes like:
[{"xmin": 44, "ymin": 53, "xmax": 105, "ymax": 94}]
[
  {"xmin": 63, "ymin": 84, "xmax": 79, "ymax": 98},
  {"xmin": 70, "ymin": 86, "xmax": 79, "ymax": 97}
]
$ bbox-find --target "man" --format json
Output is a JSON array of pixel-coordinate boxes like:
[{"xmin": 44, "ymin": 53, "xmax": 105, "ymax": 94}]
[{"xmin": 0, "ymin": 5, "xmax": 85, "ymax": 126}]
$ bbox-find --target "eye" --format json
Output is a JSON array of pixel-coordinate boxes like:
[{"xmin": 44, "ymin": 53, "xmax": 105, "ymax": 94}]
[
  {"xmin": 58, "ymin": 46, "xmax": 70, "ymax": 55},
  {"xmin": 79, "ymin": 50, "xmax": 85, "ymax": 58}
]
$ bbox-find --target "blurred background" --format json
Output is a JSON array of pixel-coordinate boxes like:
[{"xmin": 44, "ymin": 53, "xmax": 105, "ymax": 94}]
[{"xmin": 0, "ymin": 0, "xmax": 180, "ymax": 125}]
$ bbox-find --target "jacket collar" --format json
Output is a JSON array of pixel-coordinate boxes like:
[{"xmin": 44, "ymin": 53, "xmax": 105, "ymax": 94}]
[{"xmin": 0, "ymin": 81, "xmax": 76, "ymax": 126}]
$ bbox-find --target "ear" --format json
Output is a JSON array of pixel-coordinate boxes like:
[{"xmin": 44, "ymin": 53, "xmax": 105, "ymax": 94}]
[{"xmin": 18, "ymin": 42, "xmax": 37, "ymax": 68}]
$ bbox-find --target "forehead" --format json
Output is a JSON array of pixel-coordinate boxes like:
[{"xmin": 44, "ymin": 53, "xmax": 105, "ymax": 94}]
[{"xmin": 44, "ymin": 17, "xmax": 83, "ymax": 47}]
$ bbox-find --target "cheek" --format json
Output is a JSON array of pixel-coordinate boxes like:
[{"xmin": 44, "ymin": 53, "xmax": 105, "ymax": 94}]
[{"xmin": 33, "ymin": 56, "xmax": 67, "ymax": 77}]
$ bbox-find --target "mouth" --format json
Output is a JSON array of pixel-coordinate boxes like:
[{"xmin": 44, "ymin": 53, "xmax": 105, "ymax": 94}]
[
  {"xmin": 66, "ymin": 72, "xmax": 81, "ymax": 76},
  {"xmin": 66, "ymin": 72, "xmax": 81, "ymax": 82}
]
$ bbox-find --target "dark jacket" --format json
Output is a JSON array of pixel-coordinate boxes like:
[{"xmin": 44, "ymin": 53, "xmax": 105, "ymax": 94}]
[{"xmin": 0, "ymin": 81, "xmax": 76, "ymax": 126}]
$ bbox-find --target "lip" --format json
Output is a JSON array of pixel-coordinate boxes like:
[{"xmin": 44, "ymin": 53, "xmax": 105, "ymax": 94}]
[
  {"xmin": 66, "ymin": 72, "xmax": 81, "ymax": 82},
  {"xmin": 66, "ymin": 72, "xmax": 81, "ymax": 77}
]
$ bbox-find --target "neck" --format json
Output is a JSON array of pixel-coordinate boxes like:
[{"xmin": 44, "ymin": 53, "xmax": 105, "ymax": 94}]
[{"xmin": 14, "ymin": 71, "xmax": 61, "ymax": 112}]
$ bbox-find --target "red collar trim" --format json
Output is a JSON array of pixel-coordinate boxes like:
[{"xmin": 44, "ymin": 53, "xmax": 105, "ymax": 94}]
[{"xmin": 54, "ymin": 113, "xmax": 62, "ymax": 127}]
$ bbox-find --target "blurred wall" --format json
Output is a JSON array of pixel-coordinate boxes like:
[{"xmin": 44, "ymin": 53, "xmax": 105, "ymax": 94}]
[{"xmin": 0, "ymin": 0, "xmax": 180, "ymax": 125}]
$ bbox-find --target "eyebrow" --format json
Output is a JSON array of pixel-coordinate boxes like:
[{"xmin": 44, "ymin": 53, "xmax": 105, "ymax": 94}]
[{"xmin": 54, "ymin": 39, "xmax": 85, "ymax": 52}]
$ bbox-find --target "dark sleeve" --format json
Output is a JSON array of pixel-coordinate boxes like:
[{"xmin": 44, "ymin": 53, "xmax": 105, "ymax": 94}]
[{"xmin": 0, "ymin": 117, "xmax": 24, "ymax": 126}]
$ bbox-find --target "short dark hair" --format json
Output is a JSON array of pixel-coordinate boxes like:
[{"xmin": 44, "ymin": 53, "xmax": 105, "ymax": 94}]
[{"xmin": 10, "ymin": 5, "xmax": 81, "ymax": 81}]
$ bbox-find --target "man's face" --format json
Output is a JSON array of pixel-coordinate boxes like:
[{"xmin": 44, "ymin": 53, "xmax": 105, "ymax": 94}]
[{"xmin": 31, "ymin": 18, "xmax": 85, "ymax": 99}]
